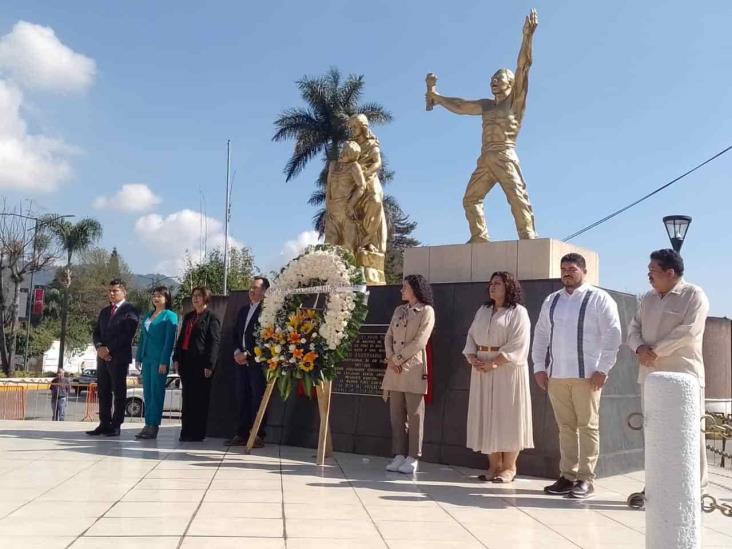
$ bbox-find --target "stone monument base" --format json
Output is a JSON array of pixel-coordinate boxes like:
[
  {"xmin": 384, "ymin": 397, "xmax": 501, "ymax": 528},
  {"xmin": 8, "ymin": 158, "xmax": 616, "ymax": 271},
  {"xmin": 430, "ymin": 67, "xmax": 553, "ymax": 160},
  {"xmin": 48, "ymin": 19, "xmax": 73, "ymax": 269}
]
[
  {"xmin": 403, "ymin": 238, "xmax": 599, "ymax": 285},
  {"xmin": 208, "ymin": 281, "xmax": 643, "ymax": 479}
]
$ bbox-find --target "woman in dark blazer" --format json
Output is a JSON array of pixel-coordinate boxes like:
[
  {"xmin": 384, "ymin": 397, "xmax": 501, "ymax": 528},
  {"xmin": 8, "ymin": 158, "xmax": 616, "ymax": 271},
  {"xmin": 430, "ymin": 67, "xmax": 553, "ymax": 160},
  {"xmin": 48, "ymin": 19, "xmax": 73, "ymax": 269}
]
[{"xmin": 173, "ymin": 286, "xmax": 221, "ymax": 442}]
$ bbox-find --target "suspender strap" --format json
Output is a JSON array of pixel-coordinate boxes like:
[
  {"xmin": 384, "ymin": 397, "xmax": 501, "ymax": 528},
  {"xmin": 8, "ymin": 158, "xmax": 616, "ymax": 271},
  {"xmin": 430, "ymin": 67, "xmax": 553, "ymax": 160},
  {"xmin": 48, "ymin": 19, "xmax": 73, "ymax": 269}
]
[
  {"xmin": 577, "ymin": 290, "xmax": 594, "ymax": 378},
  {"xmin": 544, "ymin": 293, "xmax": 561, "ymax": 376}
]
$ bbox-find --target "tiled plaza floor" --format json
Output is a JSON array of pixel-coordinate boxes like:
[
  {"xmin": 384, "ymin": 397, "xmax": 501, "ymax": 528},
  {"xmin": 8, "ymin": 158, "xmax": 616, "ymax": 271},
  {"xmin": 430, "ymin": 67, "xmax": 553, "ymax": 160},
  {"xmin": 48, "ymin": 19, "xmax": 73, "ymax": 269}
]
[{"xmin": 0, "ymin": 421, "xmax": 730, "ymax": 548}]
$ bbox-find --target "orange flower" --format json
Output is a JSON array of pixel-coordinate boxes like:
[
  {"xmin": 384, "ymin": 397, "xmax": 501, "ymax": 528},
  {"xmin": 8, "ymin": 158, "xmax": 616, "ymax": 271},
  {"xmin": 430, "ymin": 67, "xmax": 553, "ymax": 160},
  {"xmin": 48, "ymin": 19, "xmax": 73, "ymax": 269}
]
[
  {"xmin": 292, "ymin": 348, "xmax": 304, "ymax": 360},
  {"xmin": 267, "ymin": 358, "xmax": 279, "ymax": 371},
  {"xmin": 262, "ymin": 326, "xmax": 276, "ymax": 341},
  {"xmin": 288, "ymin": 331, "xmax": 302, "ymax": 345},
  {"xmin": 302, "ymin": 351, "xmax": 318, "ymax": 370}
]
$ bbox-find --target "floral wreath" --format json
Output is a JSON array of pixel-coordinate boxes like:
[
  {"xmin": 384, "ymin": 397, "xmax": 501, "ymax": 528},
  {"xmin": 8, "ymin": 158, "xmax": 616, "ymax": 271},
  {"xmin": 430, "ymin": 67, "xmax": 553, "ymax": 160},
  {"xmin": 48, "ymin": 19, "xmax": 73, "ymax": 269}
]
[{"xmin": 254, "ymin": 244, "xmax": 368, "ymax": 399}]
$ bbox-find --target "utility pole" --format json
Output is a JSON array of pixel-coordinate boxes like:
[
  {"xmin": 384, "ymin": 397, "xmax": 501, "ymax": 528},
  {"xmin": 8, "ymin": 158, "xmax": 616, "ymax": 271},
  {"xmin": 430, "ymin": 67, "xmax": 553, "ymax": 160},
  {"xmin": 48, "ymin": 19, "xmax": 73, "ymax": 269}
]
[{"xmin": 223, "ymin": 139, "xmax": 231, "ymax": 296}]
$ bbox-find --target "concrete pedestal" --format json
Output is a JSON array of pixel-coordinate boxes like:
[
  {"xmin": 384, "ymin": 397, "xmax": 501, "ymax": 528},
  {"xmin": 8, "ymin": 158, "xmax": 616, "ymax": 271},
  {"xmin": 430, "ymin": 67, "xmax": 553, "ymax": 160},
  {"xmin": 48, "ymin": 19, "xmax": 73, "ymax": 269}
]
[{"xmin": 403, "ymin": 238, "xmax": 600, "ymax": 285}]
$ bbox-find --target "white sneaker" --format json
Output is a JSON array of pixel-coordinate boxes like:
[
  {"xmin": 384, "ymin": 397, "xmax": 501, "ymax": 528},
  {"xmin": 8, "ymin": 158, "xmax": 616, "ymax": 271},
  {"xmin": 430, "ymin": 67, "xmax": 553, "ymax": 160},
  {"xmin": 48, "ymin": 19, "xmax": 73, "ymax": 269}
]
[
  {"xmin": 398, "ymin": 456, "xmax": 418, "ymax": 474},
  {"xmin": 386, "ymin": 455, "xmax": 406, "ymax": 472}
]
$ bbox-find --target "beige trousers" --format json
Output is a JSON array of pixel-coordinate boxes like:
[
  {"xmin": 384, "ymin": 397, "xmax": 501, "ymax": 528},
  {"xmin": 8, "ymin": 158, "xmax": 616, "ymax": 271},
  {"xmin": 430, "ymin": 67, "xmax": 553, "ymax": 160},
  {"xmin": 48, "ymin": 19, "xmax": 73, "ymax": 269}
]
[
  {"xmin": 640, "ymin": 383, "xmax": 708, "ymax": 487},
  {"xmin": 462, "ymin": 150, "xmax": 536, "ymax": 242},
  {"xmin": 547, "ymin": 378, "xmax": 601, "ymax": 482},
  {"xmin": 389, "ymin": 391, "xmax": 425, "ymax": 458}
]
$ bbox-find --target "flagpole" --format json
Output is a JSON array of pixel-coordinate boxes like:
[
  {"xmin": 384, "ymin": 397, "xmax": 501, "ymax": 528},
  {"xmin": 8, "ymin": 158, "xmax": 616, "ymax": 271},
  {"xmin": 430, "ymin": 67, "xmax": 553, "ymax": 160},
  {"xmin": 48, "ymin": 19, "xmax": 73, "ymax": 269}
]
[{"xmin": 223, "ymin": 139, "xmax": 231, "ymax": 296}]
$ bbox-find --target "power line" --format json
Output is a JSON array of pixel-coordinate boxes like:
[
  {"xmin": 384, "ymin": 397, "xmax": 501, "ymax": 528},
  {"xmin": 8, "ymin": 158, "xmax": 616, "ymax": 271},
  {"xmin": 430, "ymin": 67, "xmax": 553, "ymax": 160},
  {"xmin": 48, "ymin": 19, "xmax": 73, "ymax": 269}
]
[{"xmin": 564, "ymin": 144, "xmax": 732, "ymax": 241}]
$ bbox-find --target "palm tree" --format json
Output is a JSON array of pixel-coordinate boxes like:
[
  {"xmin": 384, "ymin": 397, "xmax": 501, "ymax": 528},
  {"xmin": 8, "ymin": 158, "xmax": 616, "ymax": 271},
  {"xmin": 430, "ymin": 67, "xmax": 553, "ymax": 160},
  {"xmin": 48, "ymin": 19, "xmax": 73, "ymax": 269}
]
[
  {"xmin": 273, "ymin": 68, "xmax": 420, "ymax": 278},
  {"xmin": 48, "ymin": 218, "xmax": 103, "ymax": 368},
  {"xmin": 273, "ymin": 67, "xmax": 394, "ymax": 230}
]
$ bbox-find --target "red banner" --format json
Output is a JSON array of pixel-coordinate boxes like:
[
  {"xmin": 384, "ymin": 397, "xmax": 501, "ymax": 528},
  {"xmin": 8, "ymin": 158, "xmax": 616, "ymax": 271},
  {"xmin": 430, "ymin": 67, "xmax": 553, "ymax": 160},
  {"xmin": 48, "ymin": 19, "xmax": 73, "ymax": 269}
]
[{"xmin": 32, "ymin": 287, "xmax": 44, "ymax": 317}]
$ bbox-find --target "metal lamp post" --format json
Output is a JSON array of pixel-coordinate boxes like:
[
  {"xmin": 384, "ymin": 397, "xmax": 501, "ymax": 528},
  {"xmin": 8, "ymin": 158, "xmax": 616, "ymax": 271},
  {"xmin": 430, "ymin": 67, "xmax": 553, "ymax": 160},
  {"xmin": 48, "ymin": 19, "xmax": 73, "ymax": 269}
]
[{"xmin": 662, "ymin": 215, "xmax": 692, "ymax": 253}]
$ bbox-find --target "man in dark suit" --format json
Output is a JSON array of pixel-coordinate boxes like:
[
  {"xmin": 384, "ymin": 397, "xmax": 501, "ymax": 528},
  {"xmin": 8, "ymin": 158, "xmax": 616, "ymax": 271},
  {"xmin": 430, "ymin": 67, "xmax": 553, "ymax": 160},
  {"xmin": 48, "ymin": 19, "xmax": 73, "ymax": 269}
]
[
  {"xmin": 87, "ymin": 278, "xmax": 139, "ymax": 436},
  {"xmin": 225, "ymin": 276, "xmax": 269, "ymax": 447}
]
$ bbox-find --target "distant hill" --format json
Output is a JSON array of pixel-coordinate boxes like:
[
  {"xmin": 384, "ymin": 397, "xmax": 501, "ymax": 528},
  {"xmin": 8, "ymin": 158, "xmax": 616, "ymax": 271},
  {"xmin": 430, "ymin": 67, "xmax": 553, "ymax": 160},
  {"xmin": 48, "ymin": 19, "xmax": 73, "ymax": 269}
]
[{"xmin": 29, "ymin": 267, "xmax": 178, "ymax": 291}]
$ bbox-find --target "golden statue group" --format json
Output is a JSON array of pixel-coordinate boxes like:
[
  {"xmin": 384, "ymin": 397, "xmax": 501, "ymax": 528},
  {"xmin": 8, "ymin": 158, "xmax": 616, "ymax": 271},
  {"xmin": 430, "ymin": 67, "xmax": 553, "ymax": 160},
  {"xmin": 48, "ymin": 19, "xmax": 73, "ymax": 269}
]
[
  {"xmin": 324, "ymin": 114, "xmax": 388, "ymax": 285},
  {"xmin": 325, "ymin": 9, "xmax": 539, "ymax": 282}
]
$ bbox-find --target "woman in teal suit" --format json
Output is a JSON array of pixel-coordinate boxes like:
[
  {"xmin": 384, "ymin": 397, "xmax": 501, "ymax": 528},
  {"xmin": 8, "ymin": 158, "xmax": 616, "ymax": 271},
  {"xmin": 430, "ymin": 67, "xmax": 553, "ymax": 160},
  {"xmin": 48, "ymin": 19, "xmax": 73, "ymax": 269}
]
[{"xmin": 135, "ymin": 286, "xmax": 178, "ymax": 439}]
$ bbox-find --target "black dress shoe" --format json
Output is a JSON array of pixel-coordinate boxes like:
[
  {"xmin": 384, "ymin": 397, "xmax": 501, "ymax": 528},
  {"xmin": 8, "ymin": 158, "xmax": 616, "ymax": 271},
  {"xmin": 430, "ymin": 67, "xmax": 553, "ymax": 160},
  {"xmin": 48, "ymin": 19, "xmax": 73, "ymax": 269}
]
[
  {"xmin": 627, "ymin": 489, "xmax": 646, "ymax": 509},
  {"xmin": 567, "ymin": 480, "xmax": 594, "ymax": 499},
  {"xmin": 105, "ymin": 428, "xmax": 121, "ymax": 437},
  {"xmin": 86, "ymin": 425, "xmax": 108, "ymax": 436},
  {"xmin": 544, "ymin": 476, "xmax": 574, "ymax": 495}
]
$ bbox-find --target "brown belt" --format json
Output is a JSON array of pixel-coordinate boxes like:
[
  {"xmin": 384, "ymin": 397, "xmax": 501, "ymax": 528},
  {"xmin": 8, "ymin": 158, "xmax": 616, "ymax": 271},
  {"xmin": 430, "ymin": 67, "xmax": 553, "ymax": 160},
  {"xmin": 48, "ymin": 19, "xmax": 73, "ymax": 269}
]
[{"xmin": 477, "ymin": 345, "xmax": 500, "ymax": 352}]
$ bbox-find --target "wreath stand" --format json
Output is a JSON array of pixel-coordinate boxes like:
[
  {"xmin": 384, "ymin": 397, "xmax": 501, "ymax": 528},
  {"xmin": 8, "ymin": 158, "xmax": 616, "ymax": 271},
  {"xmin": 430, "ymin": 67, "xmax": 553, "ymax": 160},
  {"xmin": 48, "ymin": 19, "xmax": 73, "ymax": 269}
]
[{"xmin": 245, "ymin": 378, "xmax": 334, "ymax": 465}]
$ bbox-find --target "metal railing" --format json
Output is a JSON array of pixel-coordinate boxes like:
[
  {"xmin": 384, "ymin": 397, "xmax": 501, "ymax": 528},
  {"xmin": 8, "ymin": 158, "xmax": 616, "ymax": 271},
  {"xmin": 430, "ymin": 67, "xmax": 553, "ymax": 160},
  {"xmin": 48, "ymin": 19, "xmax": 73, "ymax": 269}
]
[{"xmin": 0, "ymin": 380, "xmax": 181, "ymax": 424}]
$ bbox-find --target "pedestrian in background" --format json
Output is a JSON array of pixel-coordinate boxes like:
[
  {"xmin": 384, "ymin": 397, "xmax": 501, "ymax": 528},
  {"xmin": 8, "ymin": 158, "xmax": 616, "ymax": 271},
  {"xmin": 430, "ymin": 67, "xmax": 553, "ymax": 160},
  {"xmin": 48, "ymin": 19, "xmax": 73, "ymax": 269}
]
[{"xmin": 50, "ymin": 367, "xmax": 71, "ymax": 421}]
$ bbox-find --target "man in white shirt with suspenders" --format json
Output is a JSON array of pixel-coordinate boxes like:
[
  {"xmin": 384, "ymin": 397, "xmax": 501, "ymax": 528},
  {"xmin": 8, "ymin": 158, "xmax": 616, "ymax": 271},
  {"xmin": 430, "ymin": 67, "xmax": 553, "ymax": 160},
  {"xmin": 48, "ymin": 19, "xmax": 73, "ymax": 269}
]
[{"xmin": 532, "ymin": 253, "xmax": 622, "ymax": 499}]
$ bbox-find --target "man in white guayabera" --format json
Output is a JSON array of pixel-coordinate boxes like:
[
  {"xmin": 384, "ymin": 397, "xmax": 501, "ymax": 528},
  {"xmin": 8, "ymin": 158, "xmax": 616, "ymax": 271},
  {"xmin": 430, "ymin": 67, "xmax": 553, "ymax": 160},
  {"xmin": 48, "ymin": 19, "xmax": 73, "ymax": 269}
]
[
  {"xmin": 532, "ymin": 253, "xmax": 622, "ymax": 500},
  {"xmin": 626, "ymin": 248, "xmax": 709, "ymax": 510}
]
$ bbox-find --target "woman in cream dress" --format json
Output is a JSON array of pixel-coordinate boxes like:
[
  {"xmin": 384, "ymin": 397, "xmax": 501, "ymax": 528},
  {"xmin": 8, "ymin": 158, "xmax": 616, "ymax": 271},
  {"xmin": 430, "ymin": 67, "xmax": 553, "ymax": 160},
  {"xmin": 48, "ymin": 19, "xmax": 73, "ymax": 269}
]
[{"xmin": 463, "ymin": 271, "xmax": 533, "ymax": 482}]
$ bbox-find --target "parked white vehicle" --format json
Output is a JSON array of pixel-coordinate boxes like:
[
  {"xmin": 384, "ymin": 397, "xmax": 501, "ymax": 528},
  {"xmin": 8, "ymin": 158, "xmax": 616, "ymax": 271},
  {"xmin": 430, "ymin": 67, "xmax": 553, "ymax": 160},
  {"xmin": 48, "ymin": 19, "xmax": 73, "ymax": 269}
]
[{"xmin": 125, "ymin": 374, "xmax": 182, "ymax": 417}]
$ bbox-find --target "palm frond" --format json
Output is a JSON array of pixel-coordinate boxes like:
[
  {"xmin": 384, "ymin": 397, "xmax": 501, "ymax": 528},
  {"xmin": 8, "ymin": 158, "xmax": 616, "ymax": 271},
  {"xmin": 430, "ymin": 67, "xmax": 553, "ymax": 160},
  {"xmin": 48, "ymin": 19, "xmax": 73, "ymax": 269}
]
[
  {"xmin": 357, "ymin": 103, "xmax": 393, "ymax": 125},
  {"xmin": 339, "ymin": 74, "xmax": 365, "ymax": 111},
  {"xmin": 272, "ymin": 108, "xmax": 320, "ymax": 142},
  {"xmin": 308, "ymin": 189, "xmax": 326, "ymax": 207},
  {"xmin": 312, "ymin": 209, "xmax": 326, "ymax": 236},
  {"xmin": 284, "ymin": 142, "xmax": 323, "ymax": 181}
]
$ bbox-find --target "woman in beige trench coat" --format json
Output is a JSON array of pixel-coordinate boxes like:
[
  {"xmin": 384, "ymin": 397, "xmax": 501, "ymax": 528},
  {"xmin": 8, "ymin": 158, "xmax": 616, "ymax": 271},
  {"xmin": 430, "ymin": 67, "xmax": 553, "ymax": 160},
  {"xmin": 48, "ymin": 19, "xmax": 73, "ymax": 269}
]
[{"xmin": 382, "ymin": 274, "xmax": 435, "ymax": 474}]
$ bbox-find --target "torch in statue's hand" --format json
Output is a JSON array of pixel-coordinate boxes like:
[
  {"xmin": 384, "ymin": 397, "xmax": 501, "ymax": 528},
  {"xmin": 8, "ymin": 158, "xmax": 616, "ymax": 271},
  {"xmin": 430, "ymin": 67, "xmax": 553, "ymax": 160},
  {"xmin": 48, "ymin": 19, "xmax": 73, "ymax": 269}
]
[{"xmin": 425, "ymin": 73, "xmax": 437, "ymax": 111}]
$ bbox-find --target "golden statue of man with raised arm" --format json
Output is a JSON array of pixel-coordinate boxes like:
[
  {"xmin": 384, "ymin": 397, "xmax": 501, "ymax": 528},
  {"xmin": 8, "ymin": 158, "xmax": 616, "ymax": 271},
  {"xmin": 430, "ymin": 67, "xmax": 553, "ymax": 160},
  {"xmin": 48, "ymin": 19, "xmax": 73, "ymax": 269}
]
[{"xmin": 427, "ymin": 9, "xmax": 538, "ymax": 242}]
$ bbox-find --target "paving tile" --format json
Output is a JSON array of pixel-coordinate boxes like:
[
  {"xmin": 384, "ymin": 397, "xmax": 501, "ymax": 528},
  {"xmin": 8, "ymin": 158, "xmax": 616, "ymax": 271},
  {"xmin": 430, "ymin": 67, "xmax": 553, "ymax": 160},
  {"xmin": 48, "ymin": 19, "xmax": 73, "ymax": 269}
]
[
  {"xmin": 85, "ymin": 516, "xmax": 189, "ymax": 536},
  {"xmin": 198, "ymin": 502, "xmax": 283, "ymax": 518},
  {"xmin": 180, "ymin": 538, "xmax": 285, "ymax": 549},
  {"xmin": 104, "ymin": 501, "xmax": 199, "ymax": 518},
  {"xmin": 187, "ymin": 516, "xmax": 283, "ymax": 537},
  {"xmin": 285, "ymin": 518, "xmax": 381, "ymax": 539},
  {"xmin": 71, "ymin": 537, "xmax": 180, "ymax": 548}
]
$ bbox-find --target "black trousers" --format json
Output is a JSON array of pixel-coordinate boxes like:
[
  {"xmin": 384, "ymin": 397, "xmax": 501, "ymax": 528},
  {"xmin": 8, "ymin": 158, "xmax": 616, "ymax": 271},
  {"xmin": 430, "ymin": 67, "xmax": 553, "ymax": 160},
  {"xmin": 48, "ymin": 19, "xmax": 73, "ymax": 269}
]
[
  {"xmin": 235, "ymin": 364, "xmax": 267, "ymax": 438},
  {"xmin": 97, "ymin": 358, "xmax": 128, "ymax": 429},
  {"xmin": 178, "ymin": 353, "xmax": 212, "ymax": 439}
]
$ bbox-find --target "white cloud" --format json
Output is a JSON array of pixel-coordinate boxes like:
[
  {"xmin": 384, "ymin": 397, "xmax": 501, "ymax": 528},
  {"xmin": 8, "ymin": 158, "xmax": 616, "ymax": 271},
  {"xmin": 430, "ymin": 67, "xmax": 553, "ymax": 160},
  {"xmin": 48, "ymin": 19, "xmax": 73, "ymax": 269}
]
[
  {"xmin": 0, "ymin": 21, "xmax": 96, "ymax": 93},
  {"xmin": 0, "ymin": 21, "xmax": 96, "ymax": 191},
  {"xmin": 134, "ymin": 209, "xmax": 240, "ymax": 274},
  {"xmin": 0, "ymin": 80, "xmax": 76, "ymax": 191},
  {"xmin": 281, "ymin": 230, "xmax": 322, "ymax": 261},
  {"xmin": 93, "ymin": 184, "xmax": 162, "ymax": 213},
  {"xmin": 261, "ymin": 230, "xmax": 323, "ymax": 274}
]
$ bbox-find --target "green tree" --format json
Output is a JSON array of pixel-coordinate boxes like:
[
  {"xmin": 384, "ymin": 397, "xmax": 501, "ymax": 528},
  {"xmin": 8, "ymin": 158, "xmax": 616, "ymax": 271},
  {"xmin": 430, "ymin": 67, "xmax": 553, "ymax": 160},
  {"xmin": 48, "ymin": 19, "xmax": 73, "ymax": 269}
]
[
  {"xmin": 47, "ymin": 218, "xmax": 103, "ymax": 369},
  {"xmin": 273, "ymin": 67, "xmax": 419, "ymax": 281},
  {"xmin": 174, "ymin": 246, "xmax": 257, "ymax": 309}
]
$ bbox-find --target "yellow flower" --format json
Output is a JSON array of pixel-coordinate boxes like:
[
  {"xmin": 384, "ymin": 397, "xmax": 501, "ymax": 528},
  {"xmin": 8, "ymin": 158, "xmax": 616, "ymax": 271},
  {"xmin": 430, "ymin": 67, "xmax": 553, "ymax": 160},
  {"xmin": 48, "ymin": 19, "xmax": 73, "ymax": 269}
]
[{"xmin": 302, "ymin": 351, "xmax": 318, "ymax": 370}]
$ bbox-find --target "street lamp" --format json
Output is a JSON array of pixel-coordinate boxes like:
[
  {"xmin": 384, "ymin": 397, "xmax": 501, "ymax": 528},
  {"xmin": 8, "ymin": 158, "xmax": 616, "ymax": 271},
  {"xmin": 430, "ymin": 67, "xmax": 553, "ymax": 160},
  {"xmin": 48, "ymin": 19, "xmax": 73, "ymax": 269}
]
[{"xmin": 662, "ymin": 215, "xmax": 692, "ymax": 253}]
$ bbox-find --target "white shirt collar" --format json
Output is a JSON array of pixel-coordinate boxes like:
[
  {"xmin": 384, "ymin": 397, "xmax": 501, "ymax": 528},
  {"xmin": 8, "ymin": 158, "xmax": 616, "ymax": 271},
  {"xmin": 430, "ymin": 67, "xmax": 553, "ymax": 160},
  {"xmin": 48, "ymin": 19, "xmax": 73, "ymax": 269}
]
[{"xmin": 562, "ymin": 283, "xmax": 590, "ymax": 297}]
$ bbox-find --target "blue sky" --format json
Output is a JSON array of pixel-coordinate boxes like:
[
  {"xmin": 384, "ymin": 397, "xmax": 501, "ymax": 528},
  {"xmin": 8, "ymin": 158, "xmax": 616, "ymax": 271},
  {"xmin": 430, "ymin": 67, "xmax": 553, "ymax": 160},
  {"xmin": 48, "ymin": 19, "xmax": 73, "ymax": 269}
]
[{"xmin": 1, "ymin": 1, "xmax": 730, "ymax": 314}]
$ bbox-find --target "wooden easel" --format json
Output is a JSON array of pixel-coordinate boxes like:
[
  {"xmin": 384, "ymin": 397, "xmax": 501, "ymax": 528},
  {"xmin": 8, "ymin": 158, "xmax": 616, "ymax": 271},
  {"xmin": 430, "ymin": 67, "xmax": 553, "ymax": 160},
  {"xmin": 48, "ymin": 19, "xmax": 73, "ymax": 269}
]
[
  {"xmin": 245, "ymin": 295, "xmax": 334, "ymax": 464},
  {"xmin": 245, "ymin": 378, "xmax": 334, "ymax": 465}
]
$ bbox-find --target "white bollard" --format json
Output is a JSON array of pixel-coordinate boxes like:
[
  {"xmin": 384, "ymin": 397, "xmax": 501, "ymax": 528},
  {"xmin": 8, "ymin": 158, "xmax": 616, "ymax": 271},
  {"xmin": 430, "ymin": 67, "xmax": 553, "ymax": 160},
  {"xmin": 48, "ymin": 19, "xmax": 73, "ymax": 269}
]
[{"xmin": 645, "ymin": 372, "xmax": 701, "ymax": 549}]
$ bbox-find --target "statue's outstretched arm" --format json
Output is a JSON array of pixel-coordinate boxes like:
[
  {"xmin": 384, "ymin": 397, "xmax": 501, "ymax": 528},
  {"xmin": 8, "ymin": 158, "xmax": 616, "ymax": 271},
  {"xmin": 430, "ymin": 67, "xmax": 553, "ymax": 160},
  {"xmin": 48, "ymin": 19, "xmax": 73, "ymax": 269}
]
[
  {"xmin": 431, "ymin": 93, "xmax": 482, "ymax": 116},
  {"xmin": 514, "ymin": 9, "xmax": 538, "ymax": 117}
]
